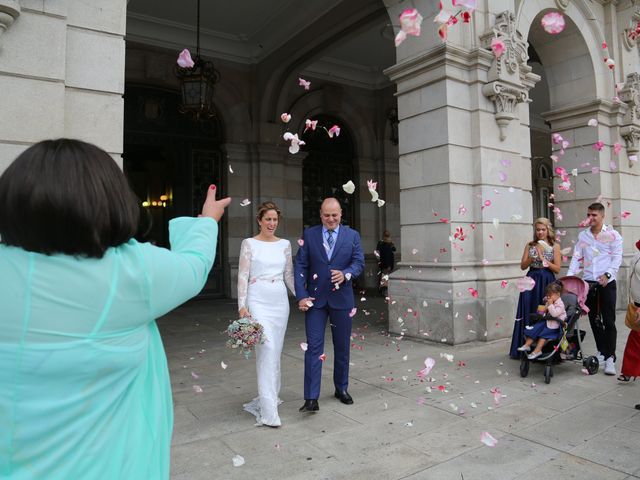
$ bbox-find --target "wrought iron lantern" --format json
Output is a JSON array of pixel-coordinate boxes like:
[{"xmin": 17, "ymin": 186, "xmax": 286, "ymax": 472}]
[{"xmin": 176, "ymin": 0, "xmax": 219, "ymax": 119}]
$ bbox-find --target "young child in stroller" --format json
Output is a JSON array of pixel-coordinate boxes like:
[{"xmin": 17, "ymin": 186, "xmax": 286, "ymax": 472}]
[{"xmin": 517, "ymin": 281, "xmax": 567, "ymax": 360}]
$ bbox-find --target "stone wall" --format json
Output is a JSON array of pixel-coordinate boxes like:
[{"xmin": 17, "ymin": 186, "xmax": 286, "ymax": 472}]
[{"xmin": 0, "ymin": 0, "xmax": 127, "ymax": 169}]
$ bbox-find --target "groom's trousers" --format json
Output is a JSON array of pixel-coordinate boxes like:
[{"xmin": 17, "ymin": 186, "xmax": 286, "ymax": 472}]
[{"xmin": 304, "ymin": 306, "xmax": 352, "ymax": 400}]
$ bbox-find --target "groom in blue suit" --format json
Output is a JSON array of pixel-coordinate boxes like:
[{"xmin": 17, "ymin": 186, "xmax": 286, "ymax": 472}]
[{"xmin": 295, "ymin": 198, "xmax": 364, "ymax": 412}]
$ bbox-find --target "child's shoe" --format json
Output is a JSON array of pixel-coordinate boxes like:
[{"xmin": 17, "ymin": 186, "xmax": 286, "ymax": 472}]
[
  {"xmin": 527, "ymin": 351, "xmax": 542, "ymax": 360},
  {"xmin": 517, "ymin": 345, "xmax": 531, "ymax": 352}
]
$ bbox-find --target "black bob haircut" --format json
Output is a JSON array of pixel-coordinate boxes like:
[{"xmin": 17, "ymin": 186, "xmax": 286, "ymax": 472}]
[{"xmin": 0, "ymin": 139, "xmax": 140, "ymax": 258}]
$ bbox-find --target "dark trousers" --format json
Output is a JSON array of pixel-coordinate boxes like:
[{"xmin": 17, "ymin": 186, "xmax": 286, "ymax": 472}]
[
  {"xmin": 585, "ymin": 280, "xmax": 617, "ymax": 360},
  {"xmin": 304, "ymin": 306, "xmax": 352, "ymax": 400}
]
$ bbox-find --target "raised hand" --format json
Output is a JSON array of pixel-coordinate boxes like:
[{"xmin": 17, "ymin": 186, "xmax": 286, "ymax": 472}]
[{"xmin": 200, "ymin": 185, "xmax": 231, "ymax": 222}]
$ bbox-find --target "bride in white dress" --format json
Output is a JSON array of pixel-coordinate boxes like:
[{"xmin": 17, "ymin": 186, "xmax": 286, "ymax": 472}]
[{"xmin": 237, "ymin": 201, "xmax": 295, "ymax": 427}]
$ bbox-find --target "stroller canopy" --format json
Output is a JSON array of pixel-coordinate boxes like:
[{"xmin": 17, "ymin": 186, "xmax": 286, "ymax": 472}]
[{"xmin": 558, "ymin": 275, "xmax": 590, "ymax": 315}]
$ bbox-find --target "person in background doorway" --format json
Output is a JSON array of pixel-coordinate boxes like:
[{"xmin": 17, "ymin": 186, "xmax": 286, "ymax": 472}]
[{"xmin": 377, "ymin": 229, "xmax": 396, "ymax": 295}]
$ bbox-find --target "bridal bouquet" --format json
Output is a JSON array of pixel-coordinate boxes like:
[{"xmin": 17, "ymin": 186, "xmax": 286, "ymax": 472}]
[{"xmin": 226, "ymin": 318, "xmax": 266, "ymax": 359}]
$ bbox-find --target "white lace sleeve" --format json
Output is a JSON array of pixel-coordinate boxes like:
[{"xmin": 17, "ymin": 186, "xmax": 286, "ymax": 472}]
[
  {"xmin": 284, "ymin": 241, "xmax": 295, "ymax": 295},
  {"xmin": 238, "ymin": 239, "xmax": 252, "ymax": 310}
]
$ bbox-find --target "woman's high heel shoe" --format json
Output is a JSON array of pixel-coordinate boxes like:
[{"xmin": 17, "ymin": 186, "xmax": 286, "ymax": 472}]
[{"xmin": 617, "ymin": 374, "xmax": 637, "ymax": 382}]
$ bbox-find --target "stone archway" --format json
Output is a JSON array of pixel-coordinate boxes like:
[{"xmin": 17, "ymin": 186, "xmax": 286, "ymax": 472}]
[
  {"xmin": 520, "ymin": 3, "xmax": 606, "ymax": 237},
  {"xmin": 383, "ymin": 0, "xmax": 634, "ymax": 345}
]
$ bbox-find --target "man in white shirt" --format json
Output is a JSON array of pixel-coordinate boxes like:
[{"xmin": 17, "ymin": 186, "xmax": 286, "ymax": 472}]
[{"xmin": 567, "ymin": 202, "xmax": 623, "ymax": 375}]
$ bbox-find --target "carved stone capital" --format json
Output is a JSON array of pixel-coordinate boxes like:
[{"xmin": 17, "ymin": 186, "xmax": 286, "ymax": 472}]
[
  {"xmin": 620, "ymin": 125, "xmax": 640, "ymax": 158},
  {"xmin": 555, "ymin": 0, "xmax": 570, "ymax": 10},
  {"xmin": 618, "ymin": 71, "xmax": 640, "ymax": 165},
  {"xmin": 0, "ymin": 0, "xmax": 20, "ymax": 46},
  {"xmin": 480, "ymin": 11, "xmax": 536, "ymax": 141},
  {"xmin": 619, "ymin": 72, "xmax": 640, "ymax": 123},
  {"xmin": 482, "ymin": 81, "xmax": 529, "ymax": 140}
]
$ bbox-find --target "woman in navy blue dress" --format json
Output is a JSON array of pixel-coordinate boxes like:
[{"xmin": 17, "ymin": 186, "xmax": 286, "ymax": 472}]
[{"xmin": 509, "ymin": 218, "xmax": 562, "ymax": 359}]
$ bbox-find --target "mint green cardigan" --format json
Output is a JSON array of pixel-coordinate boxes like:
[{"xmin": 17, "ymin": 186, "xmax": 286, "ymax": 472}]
[{"xmin": 0, "ymin": 217, "xmax": 218, "ymax": 479}]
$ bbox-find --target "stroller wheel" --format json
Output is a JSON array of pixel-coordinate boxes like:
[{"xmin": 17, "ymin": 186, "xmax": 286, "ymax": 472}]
[
  {"xmin": 583, "ymin": 356, "xmax": 599, "ymax": 375},
  {"xmin": 544, "ymin": 365, "xmax": 552, "ymax": 384},
  {"xmin": 520, "ymin": 357, "xmax": 530, "ymax": 377}
]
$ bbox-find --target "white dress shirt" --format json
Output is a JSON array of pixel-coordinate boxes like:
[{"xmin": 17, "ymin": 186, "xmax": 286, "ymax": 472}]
[{"xmin": 567, "ymin": 224, "xmax": 623, "ymax": 283}]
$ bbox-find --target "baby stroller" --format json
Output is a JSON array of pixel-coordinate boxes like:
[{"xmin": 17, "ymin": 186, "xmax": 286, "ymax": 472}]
[{"xmin": 519, "ymin": 276, "xmax": 597, "ymax": 384}]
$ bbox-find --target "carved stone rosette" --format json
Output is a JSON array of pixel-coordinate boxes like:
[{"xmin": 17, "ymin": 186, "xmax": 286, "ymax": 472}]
[
  {"xmin": 618, "ymin": 72, "xmax": 640, "ymax": 164},
  {"xmin": 481, "ymin": 11, "xmax": 538, "ymax": 141},
  {"xmin": 0, "ymin": 0, "xmax": 20, "ymax": 46}
]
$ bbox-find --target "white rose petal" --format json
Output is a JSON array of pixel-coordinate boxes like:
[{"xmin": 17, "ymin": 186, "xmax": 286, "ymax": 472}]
[{"xmin": 342, "ymin": 180, "xmax": 356, "ymax": 194}]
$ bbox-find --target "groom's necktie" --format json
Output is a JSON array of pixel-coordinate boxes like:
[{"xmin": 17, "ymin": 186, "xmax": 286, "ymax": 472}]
[{"xmin": 327, "ymin": 230, "xmax": 335, "ymax": 249}]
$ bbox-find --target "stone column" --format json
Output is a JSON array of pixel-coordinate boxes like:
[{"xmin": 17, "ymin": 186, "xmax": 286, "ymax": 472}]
[
  {"xmin": 384, "ymin": 10, "xmax": 538, "ymax": 344},
  {"xmin": 0, "ymin": 0, "xmax": 126, "ymax": 172},
  {"xmin": 224, "ymin": 142, "xmax": 252, "ymax": 299}
]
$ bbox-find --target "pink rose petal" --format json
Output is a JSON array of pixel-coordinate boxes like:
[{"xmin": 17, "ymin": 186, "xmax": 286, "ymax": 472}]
[
  {"xmin": 298, "ymin": 77, "xmax": 311, "ymax": 90},
  {"xmin": 490, "ymin": 38, "xmax": 505, "ymax": 58},
  {"xmin": 280, "ymin": 113, "xmax": 291, "ymax": 123},
  {"xmin": 516, "ymin": 276, "xmax": 536, "ymax": 292},
  {"xmin": 395, "ymin": 8, "xmax": 423, "ymax": 46},
  {"xmin": 480, "ymin": 431, "xmax": 498, "ymax": 447},
  {"xmin": 177, "ymin": 48, "xmax": 195, "ymax": 68},
  {"xmin": 541, "ymin": 11, "xmax": 565, "ymax": 34}
]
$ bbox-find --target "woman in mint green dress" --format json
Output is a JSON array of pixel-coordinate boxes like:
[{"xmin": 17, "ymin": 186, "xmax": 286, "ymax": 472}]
[{"xmin": 0, "ymin": 139, "xmax": 230, "ymax": 480}]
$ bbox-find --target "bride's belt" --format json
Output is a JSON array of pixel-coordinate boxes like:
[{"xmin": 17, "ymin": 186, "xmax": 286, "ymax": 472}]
[{"xmin": 250, "ymin": 276, "xmax": 283, "ymax": 283}]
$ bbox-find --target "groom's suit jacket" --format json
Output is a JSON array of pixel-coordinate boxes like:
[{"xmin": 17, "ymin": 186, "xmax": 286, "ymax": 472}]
[{"xmin": 294, "ymin": 224, "xmax": 365, "ymax": 309}]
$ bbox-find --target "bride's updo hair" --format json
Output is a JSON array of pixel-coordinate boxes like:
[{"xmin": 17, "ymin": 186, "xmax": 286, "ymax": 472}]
[{"xmin": 256, "ymin": 201, "xmax": 281, "ymax": 223}]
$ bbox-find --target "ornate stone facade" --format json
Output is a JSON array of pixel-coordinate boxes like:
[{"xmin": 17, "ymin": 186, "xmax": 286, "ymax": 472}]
[
  {"xmin": 620, "ymin": 72, "xmax": 640, "ymax": 160},
  {"xmin": 0, "ymin": 0, "xmax": 638, "ymax": 343},
  {"xmin": 481, "ymin": 11, "xmax": 539, "ymax": 141}
]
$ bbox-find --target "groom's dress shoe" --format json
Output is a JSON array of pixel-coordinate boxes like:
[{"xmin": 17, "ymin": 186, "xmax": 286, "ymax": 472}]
[
  {"xmin": 334, "ymin": 390, "xmax": 354, "ymax": 405},
  {"xmin": 299, "ymin": 399, "xmax": 319, "ymax": 412}
]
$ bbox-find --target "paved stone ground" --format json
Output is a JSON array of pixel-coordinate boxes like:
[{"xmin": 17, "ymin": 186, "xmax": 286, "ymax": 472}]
[{"xmin": 160, "ymin": 297, "xmax": 640, "ymax": 480}]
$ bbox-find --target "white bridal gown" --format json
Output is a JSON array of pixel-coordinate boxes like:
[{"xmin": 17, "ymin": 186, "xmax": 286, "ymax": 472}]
[{"xmin": 237, "ymin": 238, "xmax": 295, "ymax": 426}]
